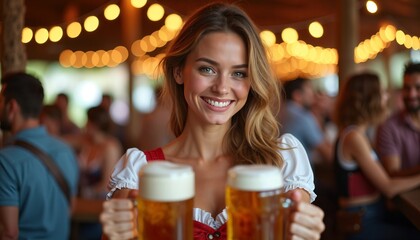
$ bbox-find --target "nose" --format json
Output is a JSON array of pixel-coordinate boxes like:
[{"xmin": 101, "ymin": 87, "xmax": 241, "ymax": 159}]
[
  {"xmin": 405, "ymin": 86, "xmax": 417, "ymax": 98},
  {"xmin": 212, "ymin": 74, "xmax": 229, "ymax": 95}
]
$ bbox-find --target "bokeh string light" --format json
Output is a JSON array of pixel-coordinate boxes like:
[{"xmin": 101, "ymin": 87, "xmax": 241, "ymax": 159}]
[{"xmin": 21, "ymin": 0, "xmax": 419, "ymax": 79}]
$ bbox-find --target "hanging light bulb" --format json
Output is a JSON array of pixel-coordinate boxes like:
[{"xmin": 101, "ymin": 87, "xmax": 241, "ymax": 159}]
[{"xmin": 366, "ymin": 1, "xmax": 378, "ymax": 14}]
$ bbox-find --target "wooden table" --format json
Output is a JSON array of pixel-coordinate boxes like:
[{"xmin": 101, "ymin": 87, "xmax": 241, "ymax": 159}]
[
  {"xmin": 72, "ymin": 198, "xmax": 104, "ymax": 222},
  {"xmin": 394, "ymin": 187, "xmax": 420, "ymax": 230}
]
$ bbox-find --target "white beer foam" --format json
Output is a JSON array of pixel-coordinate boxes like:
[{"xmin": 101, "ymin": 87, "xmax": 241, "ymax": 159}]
[
  {"xmin": 227, "ymin": 165, "xmax": 283, "ymax": 191},
  {"xmin": 139, "ymin": 161, "xmax": 195, "ymax": 201}
]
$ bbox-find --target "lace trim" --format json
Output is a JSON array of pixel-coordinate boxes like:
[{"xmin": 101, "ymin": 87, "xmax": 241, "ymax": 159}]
[{"xmin": 193, "ymin": 208, "xmax": 228, "ymax": 230}]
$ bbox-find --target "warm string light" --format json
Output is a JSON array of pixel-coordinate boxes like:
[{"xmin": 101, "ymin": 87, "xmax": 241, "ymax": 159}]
[
  {"xmin": 59, "ymin": 13, "xmax": 181, "ymax": 74},
  {"xmin": 21, "ymin": 0, "xmax": 145, "ymax": 44},
  {"xmin": 21, "ymin": 0, "xmax": 419, "ymax": 79},
  {"xmin": 354, "ymin": 24, "xmax": 420, "ymax": 63},
  {"xmin": 366, "ymin": 0, "xmax": 378, "ymax": 14}
]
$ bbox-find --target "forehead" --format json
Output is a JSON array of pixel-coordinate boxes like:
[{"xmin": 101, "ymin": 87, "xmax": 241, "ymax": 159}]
[
  {"xmin": 404, "ymin": 73, "xmax": 420, "ymax": 85},
  {"xmin": 194, "ymin": 32, "xmax": 247, "ymax": 56}
]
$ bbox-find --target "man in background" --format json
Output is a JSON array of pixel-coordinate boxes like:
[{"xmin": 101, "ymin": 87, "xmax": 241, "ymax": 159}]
[
  {"xmin": 376, "ymin": 62, "xmax": 420, "ymax": 177},
  {"xmin": 0, "ymin": 72, "xmax": 79, "ymax": 239},
  {"xmin": 279, "ymin": 77, "xmax": 333, "ymax": 164}
]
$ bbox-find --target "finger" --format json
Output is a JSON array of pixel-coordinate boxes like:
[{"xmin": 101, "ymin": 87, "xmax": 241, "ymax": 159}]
[
  {"xmin": 290, "ymin": 235, "xmax": 305, "ymax": 240},
  {"xmin": 108, "ymin": 229, "xmax": 136, "ymax": 240},
  {"xmin": 293, "ymin": 202, "xmax": 324, "ymax": 219},
  {"xmin": 103, "ymin": 221, "xmax": 135, "ymax": 235},
  {"xmin": 100, "ymin": 210, "xmax": 135, "ymax": 222},
  {"xmin": 103, "ymin": 199, "xmax": 134, "ymax": 211},
  {"xmin": 290, "ymin": 211, "xmax": 325, "ymax": 233},
  {"xmin": 290, "ymin": 222, "xmax": 321, "ymax": 240}
]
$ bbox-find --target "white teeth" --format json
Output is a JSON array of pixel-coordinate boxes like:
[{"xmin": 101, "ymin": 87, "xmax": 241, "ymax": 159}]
[{"xmin": 205, "ymin": 99, "xmax": 230, "ymax": 107}]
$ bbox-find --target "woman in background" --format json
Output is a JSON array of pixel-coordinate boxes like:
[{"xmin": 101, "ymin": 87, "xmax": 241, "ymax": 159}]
[{"xmin": 333, "ymin": 72, "xmax": 420, "ymax": 239}]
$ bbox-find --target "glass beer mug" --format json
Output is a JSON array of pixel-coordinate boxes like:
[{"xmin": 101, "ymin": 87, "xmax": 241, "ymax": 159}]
[
  {"xmin": 226, "ymin": 165, "xmax": 290, "ymax": 240},
  {"xmin": 137, "ymin": 161, "xmax": 194, "ymax": 240}
]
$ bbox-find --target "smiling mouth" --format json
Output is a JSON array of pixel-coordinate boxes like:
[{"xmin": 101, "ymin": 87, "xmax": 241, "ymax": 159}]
[{"xmin": 203, "ymin": 98, "xmax": 232, "ymax": 107}]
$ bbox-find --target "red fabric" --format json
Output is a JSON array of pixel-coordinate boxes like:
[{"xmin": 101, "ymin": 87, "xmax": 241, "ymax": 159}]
[
  {"xmin": 348, "ymin": 172, "xmax": 378, "ymax": 197},
  {"xmin": 144, "ymin": 148, "xmax": 165, "ymax": 161},
  {"xmin": 144, "ymin": 148, "xmax": 228, "ymax": 239},
  {"xmin": 194, "ymin": 221, "xmax": 227, "ymax": 240}
]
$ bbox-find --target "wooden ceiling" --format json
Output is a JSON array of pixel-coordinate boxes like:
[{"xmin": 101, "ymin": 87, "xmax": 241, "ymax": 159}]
[{"xmin": 4, "ymin": 0, "xmax": 420, "ymax": 61}]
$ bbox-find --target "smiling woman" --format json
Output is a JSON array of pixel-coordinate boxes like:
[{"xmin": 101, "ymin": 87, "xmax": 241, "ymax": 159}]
[{"xmin": 99, "ymin": 2, "xmax": 325, "ymax": 240}]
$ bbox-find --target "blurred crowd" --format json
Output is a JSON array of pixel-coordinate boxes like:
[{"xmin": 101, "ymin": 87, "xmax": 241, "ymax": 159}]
[{"xmin": 0, "ymin": 61, "xmax": 418, "ymax": 240}]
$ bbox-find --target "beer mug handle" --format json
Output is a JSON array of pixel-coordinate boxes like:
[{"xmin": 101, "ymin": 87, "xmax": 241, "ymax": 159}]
[{"xmin": 280, "ymin": 197, "xmax": 293, "ymax": 240}]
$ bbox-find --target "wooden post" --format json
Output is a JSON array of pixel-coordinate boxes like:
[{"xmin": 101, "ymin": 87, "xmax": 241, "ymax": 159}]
[
  {"xmin": 337, "ymin": 0, "xmax": 358, "ymax": 89},
  {"xmin": 1, "ymin": 0, "xmax": 27, "ymax": 76},
  {"xmin": 121, "ymin": 0, "xmax": 142, "ymax": 147}
]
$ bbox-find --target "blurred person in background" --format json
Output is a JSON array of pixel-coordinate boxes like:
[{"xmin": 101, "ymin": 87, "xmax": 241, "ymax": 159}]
[
  {"xmin": 39, "ymin": 104, "xmax": 63, "ymax": 137},
  {"xmin": 333, "ymin": 72, "xmax": 420, "ymax": 240},
  {"xmin": 65, "ymin": 106, "xmax": 122, "ymax": 200},
  {"xmin": 279, "ymin": 77, "xmax": 333, "ymax": 165},
  {"xmin": 64, "ymin": 106, "xmax": 122, "ymax": 240},
  {"xmin": 98, "ymin": 93, "xmax": 127, "ymax": 150},
  {"xmin": 54, "ymin": 92, "xmax": 80, "ymax": 135},
  {"xmin": 137, "ymin": 86, "xmax": 175, "ymax": 151},
  {"xmin": 99, "ymin": 93, "xmax": 113, "ymax": 113},
  {"xmin": 376, "ymin": 62, "xmax": 420, "ymax": 177},
  {"xmin": 0, "ymin": 72, "xmax": 79, "ymax": 240},
  {"xmin": 310, "ymin": 88, "xmax": 338, "ymax": 240}
]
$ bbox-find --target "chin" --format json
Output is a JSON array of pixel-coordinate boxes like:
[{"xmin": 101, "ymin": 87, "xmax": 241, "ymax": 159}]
[{"xmin": 208, "ymin": 118, "xmax": 230, "ymax": 125}]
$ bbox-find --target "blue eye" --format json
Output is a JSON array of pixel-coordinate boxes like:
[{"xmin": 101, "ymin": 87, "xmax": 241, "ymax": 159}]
[
  {"xmin": 233, "ymin": 71, "xmax": 247, "ymax": 78},
  {"xmin": 199, "ymin": 67, "xmax": 215, "ymax": 74}
]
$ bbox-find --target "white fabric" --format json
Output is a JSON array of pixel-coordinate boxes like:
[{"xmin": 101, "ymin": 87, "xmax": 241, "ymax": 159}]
[
  {"xmin": 193, "ymin": 208, "xmax": 228, "ymax": 229},
  {"xmin": 337, "ymin": 126, "xmax": 379, "ymax": 171},
  {"xmin": 106, "ymin": 133, "xmax": 316, "ymax": 228}
]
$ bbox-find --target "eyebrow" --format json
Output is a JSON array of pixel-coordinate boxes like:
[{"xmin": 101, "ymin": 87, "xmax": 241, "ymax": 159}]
[{"xmin": 195, "ymin": 57, "xmax": 248, "ymax": 69}]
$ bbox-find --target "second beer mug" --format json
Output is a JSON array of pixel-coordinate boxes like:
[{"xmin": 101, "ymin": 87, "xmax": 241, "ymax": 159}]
[
  {"xmin": 137, "ymin": 161, "xmax": 194, "ymax": 240},
  {"xmin": 226, "ymin": 165, "xmax": 290, "ymax": 240}
]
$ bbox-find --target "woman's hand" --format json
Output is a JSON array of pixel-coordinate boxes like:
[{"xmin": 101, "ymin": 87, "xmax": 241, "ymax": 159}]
[
  {"xmin": 100, "ymin": 197, "xmax": 138, "ymax": 240},
  {"xmin": 286, "ymin": 190, "xmax": 325, "ymax": 240}
]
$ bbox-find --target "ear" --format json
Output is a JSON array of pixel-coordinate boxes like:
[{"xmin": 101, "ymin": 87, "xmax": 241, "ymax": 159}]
[
  {"xmin": 4, "ymin": 99, "xmax": 19, "ymax": 122},
  {"xmin": 7, "ymin": 99, "xmax": 20, "ymax": 116},
  {"xmin": 173, "ymin": 67, "xmax": 183, "ymax": 84}
]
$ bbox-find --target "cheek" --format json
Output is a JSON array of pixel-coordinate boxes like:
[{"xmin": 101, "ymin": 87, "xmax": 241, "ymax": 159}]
[
  {"xmin": 185, "ymin": 76, "xmax": 208, "ymax": 94},
  {"xmin": 234, "ymin": 82, "xmax": 251, "ymax": 99}
]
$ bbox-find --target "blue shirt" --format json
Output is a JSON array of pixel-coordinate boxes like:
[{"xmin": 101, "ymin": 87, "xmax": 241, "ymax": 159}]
[
  {"xmin": 0, "ymin": 126, "xmax": 79, "ymax": 240},
  {"xmin": 279, "ymin": 101, "xmax": 323, "ymax": 160}
]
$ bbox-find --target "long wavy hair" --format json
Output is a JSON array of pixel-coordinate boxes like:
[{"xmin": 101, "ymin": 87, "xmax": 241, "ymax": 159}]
[
  {"xmin": 333, "ymin": 72, "xmax": 387, "ymax": 130},
  {"xmin": 160, "ymin": 2, "xmax": 283, "ymax": 167}
]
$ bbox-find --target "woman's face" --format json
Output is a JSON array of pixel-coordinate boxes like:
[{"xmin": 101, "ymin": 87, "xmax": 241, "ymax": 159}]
[{"xmin": 176, "ymin": 32, "xmax": 251, "ymax": 126}]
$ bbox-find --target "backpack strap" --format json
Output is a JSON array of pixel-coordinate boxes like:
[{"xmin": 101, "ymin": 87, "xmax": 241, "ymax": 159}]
[{"xmin": 14, "ymin": 140, "xmax": 71, "ymax": 203}]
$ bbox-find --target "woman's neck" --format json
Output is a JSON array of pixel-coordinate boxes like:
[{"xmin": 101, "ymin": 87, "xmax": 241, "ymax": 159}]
[{"xmin": 167, "ymin": 123, "xmax": 230, "ymax": 162}]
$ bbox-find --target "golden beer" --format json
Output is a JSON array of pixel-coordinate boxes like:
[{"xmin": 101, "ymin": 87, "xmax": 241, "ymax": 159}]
[
  {"xmin": 137, "ymin": 162, "xmax": 194, "ymax": 240},
  {"xmin": 226, "ymin": 165, "xmax": 286, "ymax": 240}
]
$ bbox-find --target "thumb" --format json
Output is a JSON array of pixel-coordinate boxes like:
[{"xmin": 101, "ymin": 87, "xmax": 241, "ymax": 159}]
[
  {"xmin": 289, "ymin": 189, "xmax": 302, "ymax": 202},
  {"xmin": 128, "ymin": 190, "xmax": 139, "ymax": 199}
]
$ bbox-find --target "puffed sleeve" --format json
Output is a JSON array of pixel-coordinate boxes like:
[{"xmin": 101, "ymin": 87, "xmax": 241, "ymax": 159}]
[
  {"xmin": 278, "ymin": 133, "xmax": 316, "ymax": 202},
  {"xmin": 106, "ymin": 148, "xmax": 147, "ymax": 199}
]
